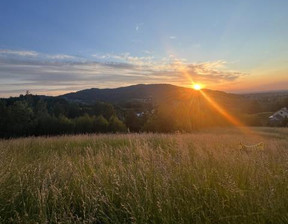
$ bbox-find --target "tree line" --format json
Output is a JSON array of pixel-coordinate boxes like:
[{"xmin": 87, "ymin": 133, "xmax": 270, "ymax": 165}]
[
  {"xmin": 0, "ymin": 94, "xmax": 127, "ymax": 138},
  {"xmin": 1, "ymin": 92, "xmax": 282, "ymax": 138}
]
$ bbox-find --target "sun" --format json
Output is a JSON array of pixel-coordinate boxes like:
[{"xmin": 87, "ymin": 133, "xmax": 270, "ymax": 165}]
[{"xmin": 193, "ymin": 83, "xmax": 202, "ymax": 91}]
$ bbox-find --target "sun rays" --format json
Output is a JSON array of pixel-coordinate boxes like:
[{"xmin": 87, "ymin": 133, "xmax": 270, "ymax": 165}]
[{"xmin": 173, "ymin": 60, "xmax": 258, "ymax": 136}]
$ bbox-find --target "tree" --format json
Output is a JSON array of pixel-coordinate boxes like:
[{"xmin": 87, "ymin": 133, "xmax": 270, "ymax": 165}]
[
  {"xmin": 125, "ymin": 110, "xmax": 142, "ymax": 132},
  {"xmin": 74, "ymin": 114, "xmax": 94, "ymax": 134},
  {"xmin": 108, "ymin": 116, "xmax": 127, "ymax": 133},
  {"xmin": 35, "ymin": 114, "xmax": 58, "ymax": 135},
  {"xmin": 94, "ymin": 115, "xmax": 109, "ymax": 132},
  {"xmin": 0, "ymin": 101, "xmax": 7, "ymax": 136},
  {"xmin": 7, "ymin": 101, "xmax": 34, "ymax": 136},
  {"xmin": 57, "ymin": 115, "xmax": 74, "ymax": 134},
  {"xmin": 53, "ymin": 102, "xmax": 66, "ymax": 117},
  {"xmin": 35, "ymin": 99, "xmax": 48, "ymax": 117},
  {"xmin": 91, "ymin": 102, "xmax": 116, "ymax": 119}
]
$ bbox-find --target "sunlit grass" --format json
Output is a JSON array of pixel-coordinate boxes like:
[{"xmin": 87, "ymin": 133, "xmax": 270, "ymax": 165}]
[{"xmin": 0, "ymin": 128, "xmax": 288, "ymax": 223}]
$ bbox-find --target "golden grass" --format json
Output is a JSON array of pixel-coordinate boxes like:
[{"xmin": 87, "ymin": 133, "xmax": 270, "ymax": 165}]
[{"xmin": 0, "ymin": 128, "xmax": 288, "ymax": 223}]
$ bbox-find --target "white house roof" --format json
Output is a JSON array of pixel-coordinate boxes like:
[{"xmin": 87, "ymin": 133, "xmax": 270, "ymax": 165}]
[{"xmin": 269, "ymin": 107, "xmax": 288, "ymax": 120}]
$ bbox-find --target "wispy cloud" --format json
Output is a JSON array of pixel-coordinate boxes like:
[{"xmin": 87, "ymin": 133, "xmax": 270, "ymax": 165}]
[
  {"xmin": 46, "ymin": 54, "xmax": 76, "ymax": 60},
  {"xmin": 92, "ymin": 53, "xmax": 155, "ymax": 65},
  {"xmin": 143, "ymin": 50, "xmax": 153, "ymax": 54},
  {"xmin": 135, "ymin": 23, "xmax": 144, "ymax": 32},
  {"xmin": 0, "ymin": 49, "xmax": 246, "ymax": 96},
  {"xmin": 0, "ymin": 49, "xmax": 38, "ymax": 57},
  {"xmin": 0, "ymin": 49, "xmax": 78, "ymax": 61},
  {"xmin": 169, "ymin": 36, "xmax": 176, "ymax": 40}
]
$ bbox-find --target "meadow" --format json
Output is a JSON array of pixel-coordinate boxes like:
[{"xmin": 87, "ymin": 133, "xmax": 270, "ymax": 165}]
[{"xmin": 0, "ymin": 128, "xmax": 288, "ymax": 223}]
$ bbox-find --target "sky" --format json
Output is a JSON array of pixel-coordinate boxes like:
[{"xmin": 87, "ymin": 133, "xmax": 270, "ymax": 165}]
[{"xmin": 0, "ymin": 0, "xmax": 287, "ymax": 97}]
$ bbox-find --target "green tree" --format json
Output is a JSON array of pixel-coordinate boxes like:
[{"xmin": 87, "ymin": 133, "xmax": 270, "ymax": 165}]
[
  {"xmin": 53, "ymin": 102, "xmax": 66, "ymax": 117},
  {"xmin": 34, "ymin": 99, "xmax": 48, "ymax": 117},
  {"xmin": 108, "ymin": 116, "xmax": 127, "ymax": 133},
  {"xmin": 35, "ymin": 114, "xmax": 58, "ymax": 135},
  {"xmin": 74, "ymin": 114, "xmax": 94, "ymax": 134},
  {"xmin": 57, "ymin": 115, "xmax": 74, "ymax": 134},
  {"xmin": 7, "ymin": 101, "xmax": 34, "ymax": 136},
  {"xmin": 94, "ymin": 115, "xmax": 109, "ymax": 132},
  {"xmin": 125, "ymin": 110, "xmax": 142, "ymax": 132},
  {"xmin": 0, "ymin": 101, "xmax": 7, "ymax": 136},
  {"xmin": 91, "ymin": 102, "xmax": 116, "ymax": 119}
]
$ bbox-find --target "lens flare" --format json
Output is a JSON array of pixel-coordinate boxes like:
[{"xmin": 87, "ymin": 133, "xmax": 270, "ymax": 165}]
[{"xmin": 174, "ymin": 59, "xmax": 258, "ymax": 136}]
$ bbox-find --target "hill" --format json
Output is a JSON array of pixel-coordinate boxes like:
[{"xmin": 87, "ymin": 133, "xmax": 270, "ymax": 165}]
[
  {"xmin": 0, "ymin": 84, "xmax": 287, "ymax": 138},
  {"xmin": 60, "ymin": 84, "xmax": 246, "ymax": 109},
  {"xmin": 242, "ymin": 90, "xmax": 288, "ymax": 112},
  {"xmin": 60, "ymin": 84, "xmax": 191, "ymax": 104},
  {"xmin": 59, "ymin": 84, "xmax": 288, "ymax": 128},
  {"xmin": 61, "ymin": 84, "xmax": 278, "ymax": 117}
]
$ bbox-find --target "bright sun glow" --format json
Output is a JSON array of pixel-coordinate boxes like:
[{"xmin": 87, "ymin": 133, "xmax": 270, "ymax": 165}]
[{"xmin": 193, "ymin": 84, "xmax": 202, "ymax": 90}]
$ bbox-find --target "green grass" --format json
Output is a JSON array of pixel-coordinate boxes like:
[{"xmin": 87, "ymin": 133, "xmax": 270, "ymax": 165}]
[{"xmin": 0, "ymin": 128, "xmax": 288, "ymax": 223}]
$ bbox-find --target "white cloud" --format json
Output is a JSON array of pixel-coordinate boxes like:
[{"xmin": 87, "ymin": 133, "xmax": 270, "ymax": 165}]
[
  {"xmin": 92, "ymin": 53, "xmax": 154, "ymax": 65},
  {"xmin": 0, "ymin": 49, "xmax": 38, "ymax": 57},
  {"xmin": 0, "ymin": 49, "xmax": 246, "ymax": 96},
  {"xmin": 0, "ymin": 49, "xmax": 79, "ymax": 61},
  {"xmin": 135, "ymin": 23, "xmax": 144, "ymax": 32},
  {"xmin": 46, "ymin": 54, "xmax": 76, "ymax": 60},
  {"xmin": 169, "ymin": 36, "xmax": 176, "ymax": 40},
  {"xmin": 143, "ymin": 50, "xmax": 153, "ymax": 54}
]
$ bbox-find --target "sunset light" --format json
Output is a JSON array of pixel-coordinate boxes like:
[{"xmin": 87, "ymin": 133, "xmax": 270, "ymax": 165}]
[
  {"xmin": 193, "ymin": 84, "xmax": 202, "ymax": 91},
  {"xmin": 1, "ymin": 1, "xmax": 288, "ymax": 222}
]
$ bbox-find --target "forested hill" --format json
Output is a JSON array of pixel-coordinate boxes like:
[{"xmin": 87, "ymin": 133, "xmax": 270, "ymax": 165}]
[
  {"xmin": 242, "ymin": 90, "xmax": 288, "ymax": 112},
  {"xmin": 60, "ymin": 84, "xmax": 185, "ymax": 104},
  {"xmin": 0, "ymin": 84, "xmax": 287, "ymax": 138},
  {"xmin": 60, "ymin": 84, "xmax": 287, "ymax": 114},
  {"xmin": 60, "ymin": 84, "xmax": 238, "ymax": 104}
]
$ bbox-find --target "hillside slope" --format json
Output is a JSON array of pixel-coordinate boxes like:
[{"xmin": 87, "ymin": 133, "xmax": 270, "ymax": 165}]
[{"xmin": 60, "ymin": 84, "xmax": 242, "ymax": 105}]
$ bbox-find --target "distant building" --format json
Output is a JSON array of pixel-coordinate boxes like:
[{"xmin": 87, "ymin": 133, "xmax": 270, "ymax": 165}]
[
  {"xmin": 136, "ymin": 112, "xmax": 145, "ymax": 117},
  {"xmin": 269, "ymin": 107, "xmax": 288, "ymax": 126}
]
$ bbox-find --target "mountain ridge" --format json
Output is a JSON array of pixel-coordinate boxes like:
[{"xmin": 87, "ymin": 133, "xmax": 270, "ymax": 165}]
[{"xmin": 59, "ymin": 83, "xmax": 240, "ymax": 105}]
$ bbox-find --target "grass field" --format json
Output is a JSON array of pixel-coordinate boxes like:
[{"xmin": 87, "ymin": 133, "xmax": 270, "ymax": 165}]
[{"xmin": 0, "ymin": 128, "xmax": 288, "ymax": 223}]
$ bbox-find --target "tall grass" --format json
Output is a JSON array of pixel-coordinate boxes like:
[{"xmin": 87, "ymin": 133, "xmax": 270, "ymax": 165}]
[{"xmin": 0, "ymin": 128, "xmax": 288, "ymax": 223}]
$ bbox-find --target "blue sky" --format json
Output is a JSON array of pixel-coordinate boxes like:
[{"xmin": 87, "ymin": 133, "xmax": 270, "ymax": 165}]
[{"xmin": 0, "ymin": 0, "xmax": 287, "ymax": 96}]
